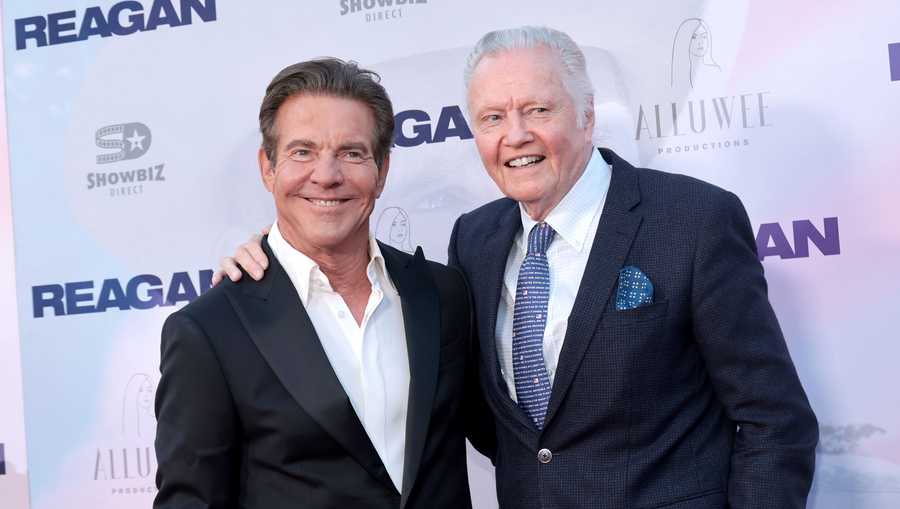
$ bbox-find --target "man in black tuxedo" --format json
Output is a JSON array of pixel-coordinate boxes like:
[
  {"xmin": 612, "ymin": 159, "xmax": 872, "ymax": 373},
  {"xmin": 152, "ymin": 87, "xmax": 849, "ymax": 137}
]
[
  {"xmin": 218, "ymin": 27, "xmax": 818, "ymax": 509},
  {"xmin": 154, "ymin": 58, "xmax": 484, "ymax": 509}
]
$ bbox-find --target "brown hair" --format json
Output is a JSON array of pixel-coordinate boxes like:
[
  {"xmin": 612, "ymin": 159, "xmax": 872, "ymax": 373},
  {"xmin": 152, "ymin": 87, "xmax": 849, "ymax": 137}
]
[{"xmin": 259, "ymin": 58, "xmax": 394, "ymax": 169}]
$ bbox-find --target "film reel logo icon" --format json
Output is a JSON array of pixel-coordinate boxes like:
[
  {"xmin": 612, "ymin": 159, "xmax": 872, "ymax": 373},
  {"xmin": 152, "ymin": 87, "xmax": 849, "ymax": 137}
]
[{"xmin": 95, "ymin": 123, "xmax": 152, "ymax": 164}]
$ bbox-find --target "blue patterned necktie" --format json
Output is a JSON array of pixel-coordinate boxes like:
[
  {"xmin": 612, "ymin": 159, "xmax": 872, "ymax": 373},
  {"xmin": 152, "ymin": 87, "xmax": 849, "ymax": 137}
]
[{"xmin": 512, "ymin": 222, "xmax": 556, "ymax": 430}]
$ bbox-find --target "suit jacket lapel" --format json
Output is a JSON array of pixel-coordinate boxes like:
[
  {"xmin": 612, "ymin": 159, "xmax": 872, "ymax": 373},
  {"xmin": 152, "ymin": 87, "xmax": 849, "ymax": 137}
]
[
  {"xmin": 225, "ymin": 239, "xmax": 396, "ymax": 493},
  {"xmin": 544, "ymin": 148, "xmax": 643, "ymax": 426},
  {"xmin": 477, "ymin": 204, "xmax": 536, "ymax": 432},
  {"xmin": 380, "ymin": 243, "xmax": 440, "ymax": 509}
]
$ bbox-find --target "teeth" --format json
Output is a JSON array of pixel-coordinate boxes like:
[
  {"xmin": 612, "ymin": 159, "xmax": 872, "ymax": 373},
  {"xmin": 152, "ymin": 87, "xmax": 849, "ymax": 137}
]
[
  {"xmin": 508, "ymin": 156, "xmax": 543, "ymax": 167},
  {"xmin": 309, "ymin": 199, "xmax": 343, "ymax": 207}
]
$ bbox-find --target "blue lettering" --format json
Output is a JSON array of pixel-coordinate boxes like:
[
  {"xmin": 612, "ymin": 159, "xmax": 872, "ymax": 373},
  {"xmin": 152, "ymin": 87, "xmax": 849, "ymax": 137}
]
[
  {"xmin": 14, "ymin": 16, "xmax": 47, "ymax": 50},
  {"xmin": 109, "ymin": 1, "xmax": 145, "ymax": 35},
  {"xmin": 394, "ymin": 109, "xmax": 431, "ymax": 147},
  {"xmin": 146, "ymin": 0, "xmax": 182, "ymax": 30},
  {"xmin": 79, "ymin": 7, "xmax": 112, "ymax": 40},
  {"xmin": 47, "ymin": 10, "xmax": 79, "ymax": 46},
  {"xmin": 432, "ymin": 105, "xmax": 473, "ymax": 143},
  {"xmin": 199, "ymin": 269, "xmax": 213, "ymax": 294},
  {"xmin": 96, "ymin": 278, "xmax": 129, "ymax": 312},
  {"xmin": 756, "ymin": 222, "xmax": 795, "ymax": 261},
  {"xmin": 127, "ymin": 274, "xmax": 164, "ymax": 310},
  {"xmin": 165, "ymin": 271, "xmax": 198, "ymax": 305},
  {"xmin": 32, "ymin": 284, "xmax": 65, "ymax": 318},
  {"xmin": 792, "ymin": 217, "xmax": 840, "ymax": 258},
  {"xmin": 65, "ymin": 281, "xmax": 96, "ymax": 315},
  {"xmin": 15, "ymin": 0, "xmax": 217, "ymax": 50},
  {"xmin": 179, "ymin": 0, "xmax": 217, "ymax": 24}
]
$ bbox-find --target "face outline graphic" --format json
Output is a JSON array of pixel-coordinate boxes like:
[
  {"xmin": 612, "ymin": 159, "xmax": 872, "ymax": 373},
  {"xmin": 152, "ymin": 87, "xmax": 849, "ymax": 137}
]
[
  {"xmin": 467, "ymin": 46, "xmax": 593, "ymax": 220},
  {"xmin": 258, "ymin": 94, "xmax": 388, "ymax": 256},
  {"xmin": 690, "ymin": 27, "xmax": 709, "ymax": 57},
  {"xmin": 138, "ymin": 377, "xmax": 154, "ymax": 411},
  {"xmin": 389, "ymin": 215, "xmax": 408, "ymax": 244}
]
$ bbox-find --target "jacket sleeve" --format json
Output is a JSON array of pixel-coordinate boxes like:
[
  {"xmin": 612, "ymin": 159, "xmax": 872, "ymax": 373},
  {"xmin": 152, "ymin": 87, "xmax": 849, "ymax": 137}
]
[
  {"xmin": 449, "ymin": 214, "xmax": 498, "ymax": 462},
  {"xmin": 154, "ymin": 312, "xmax": 241, "ymax": 509},
  {"xmin": 691, "ymin": 190, "xmax": 819, "ymax": 508}
]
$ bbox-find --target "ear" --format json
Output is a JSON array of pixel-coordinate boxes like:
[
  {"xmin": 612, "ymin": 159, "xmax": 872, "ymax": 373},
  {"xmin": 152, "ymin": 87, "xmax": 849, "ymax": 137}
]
[
  {"xmin": 374, "ymin": 153, "xmax": 390, "ymax": 198},
  {"xmin": 258, "ymin": 147, "xmax": 275, "ymax": 193},
  {"xmin": 583, "ymin": 95, "xmax": 596, "ymax": 135}
]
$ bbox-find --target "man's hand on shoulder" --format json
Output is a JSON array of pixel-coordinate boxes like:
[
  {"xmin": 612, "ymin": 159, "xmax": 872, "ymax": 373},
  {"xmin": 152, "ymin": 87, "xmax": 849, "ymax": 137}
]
[{"xmin": 210, "ymin": 226, "xmax": 271, "ymax": 285}]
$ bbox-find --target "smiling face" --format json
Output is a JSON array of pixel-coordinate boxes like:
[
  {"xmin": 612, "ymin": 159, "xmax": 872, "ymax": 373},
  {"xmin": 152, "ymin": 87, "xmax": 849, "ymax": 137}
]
[
  {"xmin": 259, "ymin": 94, "xmax": 388, "ymax": 256},
  {"xmin": 467, "ymin": 46, "xmax": 594, "ymax": 220}
]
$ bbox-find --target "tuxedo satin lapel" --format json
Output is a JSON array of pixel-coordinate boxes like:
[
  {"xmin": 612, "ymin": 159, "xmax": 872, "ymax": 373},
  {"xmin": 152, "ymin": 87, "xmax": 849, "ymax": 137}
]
[
  {"xmin": 479, "ymin": 204, "xmax": 536, "ymax": 432},
  {"xmin": 225, "ymin": 239, "xmax": 396, "ymax": 493},
  {"xmin": 380, "ymin": 244, "xmax": 439, "ymax": 509},
  {"xmin": 544, "ymin": 150, "xmax": 643, "ymax": 426}
]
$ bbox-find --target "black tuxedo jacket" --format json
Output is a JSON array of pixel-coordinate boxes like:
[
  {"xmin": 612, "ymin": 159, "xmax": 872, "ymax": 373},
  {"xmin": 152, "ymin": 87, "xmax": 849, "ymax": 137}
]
[
  {"xmin": 154, "ymin": 240, "xmax": 475, "ymax": 509},
  {"xmin": 449, "ymin": 148, "xmax": 818, "ymax": 509}
]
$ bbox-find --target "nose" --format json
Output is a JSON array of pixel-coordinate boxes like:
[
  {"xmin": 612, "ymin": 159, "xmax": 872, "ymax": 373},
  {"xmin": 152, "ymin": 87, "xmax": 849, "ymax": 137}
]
[
  {"xmin": 504, "ymin": 112, "xmax": 533, "ymax": 147},
  {"xmin": 309, "ymin": 153, "xmax": 344, "ymax": 188}
]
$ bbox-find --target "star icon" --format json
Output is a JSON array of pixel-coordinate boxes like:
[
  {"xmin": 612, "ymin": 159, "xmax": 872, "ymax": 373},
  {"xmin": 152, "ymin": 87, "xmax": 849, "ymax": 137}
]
[{"xmin": 126, "ymin": 130, "xmax": 145, "ymax": 152}]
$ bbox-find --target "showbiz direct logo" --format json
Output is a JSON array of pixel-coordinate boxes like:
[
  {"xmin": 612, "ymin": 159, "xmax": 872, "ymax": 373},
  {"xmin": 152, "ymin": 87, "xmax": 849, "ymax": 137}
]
[
  {"xmin": 339, "ymin": 0, "xmax": 427, "ymax": 23},
  {"xmin": 87, "ymin": 122, "xmax": 165, "ymax": 197},
  {"xmin": 96, "ymin": 123, "xmax": 152, "ymax": 164}
]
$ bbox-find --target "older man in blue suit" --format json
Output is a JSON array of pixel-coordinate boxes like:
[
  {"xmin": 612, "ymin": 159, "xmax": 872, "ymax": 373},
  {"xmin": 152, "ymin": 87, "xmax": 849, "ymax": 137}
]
[{"xmin": 219, "ymin": 26, "xmax": 818, "ymax": 509}]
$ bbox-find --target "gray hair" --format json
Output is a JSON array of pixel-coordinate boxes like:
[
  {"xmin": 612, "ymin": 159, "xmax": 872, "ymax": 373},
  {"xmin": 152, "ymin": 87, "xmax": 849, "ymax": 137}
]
[
  {"xmin": 464, "ymin": 26, "xmax": 594, "ymax": 127},
  {"xmin": 259, "ymin": 58, "xmax": 394, "ymax": 169}
]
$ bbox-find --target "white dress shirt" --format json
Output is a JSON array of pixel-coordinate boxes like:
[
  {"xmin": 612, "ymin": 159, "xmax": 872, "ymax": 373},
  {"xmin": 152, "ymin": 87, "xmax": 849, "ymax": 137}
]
[
  {"xmin": 268, "ymin": 222, "xmax": 410, "ymax": 492},
  {"xmin": 495, "ymin": 148, "xmax": 612, "ymax": 402}
]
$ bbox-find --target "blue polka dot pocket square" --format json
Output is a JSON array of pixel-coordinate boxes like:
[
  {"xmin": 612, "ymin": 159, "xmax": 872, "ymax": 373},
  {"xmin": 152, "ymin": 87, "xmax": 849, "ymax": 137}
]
[{"xmin": 615, "ymin": 266, "xmax": 654, "ymax": 311}]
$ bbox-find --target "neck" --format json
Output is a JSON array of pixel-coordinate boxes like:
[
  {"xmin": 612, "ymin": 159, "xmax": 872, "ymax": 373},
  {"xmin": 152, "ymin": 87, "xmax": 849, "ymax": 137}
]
[{"xmin": 278, "ymin": 221, "xmax": 372, "ymax": 294}]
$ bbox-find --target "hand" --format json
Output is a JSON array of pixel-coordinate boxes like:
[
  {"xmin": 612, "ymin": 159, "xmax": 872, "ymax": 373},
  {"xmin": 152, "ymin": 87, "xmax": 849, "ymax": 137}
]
[{"xmin": 211, "ymin": 227, "xmax": 271, "ymax": 285}]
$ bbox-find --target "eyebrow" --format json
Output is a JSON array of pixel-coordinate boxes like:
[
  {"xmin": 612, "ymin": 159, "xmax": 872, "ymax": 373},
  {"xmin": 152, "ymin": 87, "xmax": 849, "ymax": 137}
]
[
  {"xmin": 283, "ymin": 139, "xmax": 317, "ymax": 152},
  {"xmin": 337, "ymin": 141, "xmax": 372, "ymax": 153}
]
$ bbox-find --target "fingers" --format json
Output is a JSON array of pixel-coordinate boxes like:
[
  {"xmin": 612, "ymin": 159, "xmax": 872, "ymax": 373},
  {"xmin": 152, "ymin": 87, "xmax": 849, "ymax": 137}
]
[
  {"xmin": 219, "ymin": 256, "xmax": 245, "ymax": 283},
  {"xmin": 261, "ymin": 224, "xmax": 272, "ymax": 235},
  {"xmin": 211, "ymin": 269, "xmax": 227, "ymax": 286},
  {"xmin": 235, "ymin": 240, "xmax": 267, "ymax": 281}
]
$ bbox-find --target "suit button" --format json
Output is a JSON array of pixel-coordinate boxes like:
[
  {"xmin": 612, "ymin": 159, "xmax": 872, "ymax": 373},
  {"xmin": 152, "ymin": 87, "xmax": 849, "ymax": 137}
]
[{"xmin": 537, "ymin": 448, "xmax": 552, "ymax": 464}]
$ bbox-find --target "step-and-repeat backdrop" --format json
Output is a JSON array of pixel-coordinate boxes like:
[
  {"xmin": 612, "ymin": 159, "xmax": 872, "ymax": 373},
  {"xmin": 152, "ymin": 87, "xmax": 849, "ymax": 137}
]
[{"xmin": 2, "ymin": 1, "xmax": 899, "ymax": 508}]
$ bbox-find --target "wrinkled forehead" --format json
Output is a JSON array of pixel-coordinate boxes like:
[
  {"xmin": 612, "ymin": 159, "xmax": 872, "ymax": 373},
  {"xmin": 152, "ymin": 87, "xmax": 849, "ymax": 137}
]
[{"xmin": 466, "ymin": 47, "xmax": 569, "ymax": 106}]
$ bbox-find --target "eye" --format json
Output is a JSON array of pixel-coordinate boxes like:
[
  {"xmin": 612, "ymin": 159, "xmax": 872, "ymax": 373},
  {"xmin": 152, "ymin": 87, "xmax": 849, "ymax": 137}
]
[
  {"xmin": 289, "ymin": 148, "xmax": 313, "ymax": 161},
  {"xmin": 529, "ymin": 107, "xmax": 549, "ymax": 115},
  {"xmin": 482, "ymin": 114, "xmax": 502, "ymax": 123},
  {"xmin": 340, "ymin": 150, "xmax": 369, "ymax": 163}
]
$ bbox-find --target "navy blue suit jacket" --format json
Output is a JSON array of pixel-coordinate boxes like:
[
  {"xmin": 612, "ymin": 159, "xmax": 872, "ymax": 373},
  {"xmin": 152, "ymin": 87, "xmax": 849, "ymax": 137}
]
[{"xmin": 449, "ymin": 148, "xmax": 818, "ymax": 509}]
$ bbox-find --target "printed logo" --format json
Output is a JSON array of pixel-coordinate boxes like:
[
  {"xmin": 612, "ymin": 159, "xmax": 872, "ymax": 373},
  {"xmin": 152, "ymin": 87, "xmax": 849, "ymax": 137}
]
[
  {"xmin": 14, "ymin": 0, "xmax": 217, "ymax": 50},
  {"xmin": 87, "ymin": 122, "xmax": 165, "ymax": 198},
  {"xmin": 756, "ymin": 217, "xmax": 840, "ymax": 261},
  {"xmin": 633, "ymin": 18, "xmax": 774, "ymax": 157},
  {"xmin": 375, "ymin": 206, "xmax": 413, "ymax": 253},
  {"xmin": 31, "ymin": 270, "xmax": 213, "ymax": 318},
  {"xmin": 339, "ymin": 0, "xmax": 428, "ymax": 23},
  {"xmin": 670, "ymin": 18, "xmax": 721, "ymax": 89},
  {"xmin": 93, "ymin": 374, "xmax": 158, "ymax": 497},
  {"xmin": 96, "ymin": 123, "xmax": 152, "ymax": 164},
  {"xmin": 890, "ymin": 43, "xmax": 900, "ymax": 82},
  {"xmin": 0, "ymin": 443, "xmax": 6, "ymax": 476}
]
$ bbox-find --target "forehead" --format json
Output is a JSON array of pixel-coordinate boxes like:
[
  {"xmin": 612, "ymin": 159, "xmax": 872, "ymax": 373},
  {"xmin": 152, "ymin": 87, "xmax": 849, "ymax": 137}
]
[
  {"xmin": 273, "ymin": 93, "xmax": 376, "ymax": 147},
  {"xmin": 467, "ymin": 46, "xmax": 569, "ymax": 107}
]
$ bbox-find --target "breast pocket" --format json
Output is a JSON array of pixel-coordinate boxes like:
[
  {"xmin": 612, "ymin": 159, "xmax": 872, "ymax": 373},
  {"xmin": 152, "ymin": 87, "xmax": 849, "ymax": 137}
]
[{"xmin": 608, "ymin": 299, "xmax": 669, "ymax": 323}]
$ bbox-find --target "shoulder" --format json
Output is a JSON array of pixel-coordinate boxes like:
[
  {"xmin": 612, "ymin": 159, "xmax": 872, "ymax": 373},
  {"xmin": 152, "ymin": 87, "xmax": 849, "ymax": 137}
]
[
  {"xmin": 455, "ymin": 196, "xmax": 517, "ymax": 232},
  {"xmin": 163, "ymin": 277, "xmax": 243, "ymax": 337}
]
